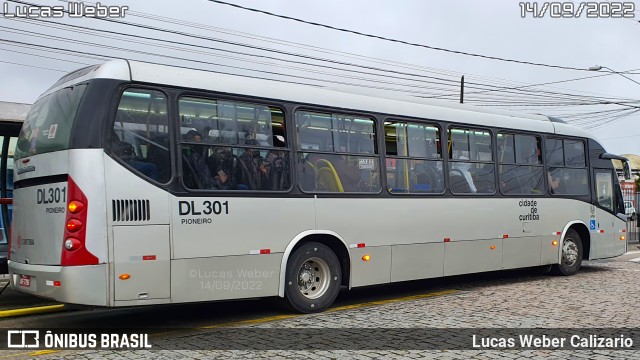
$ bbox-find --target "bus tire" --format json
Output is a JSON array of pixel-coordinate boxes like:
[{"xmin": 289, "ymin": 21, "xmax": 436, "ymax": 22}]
[
  {"xmin": 284, "ymin": 242, "xmax": 341, "ymax": 313},
  {"xmin": 551, "ymin": 229, "xmax": 583, "ymax": 276}
]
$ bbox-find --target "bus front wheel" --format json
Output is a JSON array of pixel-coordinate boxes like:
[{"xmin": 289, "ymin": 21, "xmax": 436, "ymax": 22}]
[
  {"xmin": 552, "ymin": 229, "xmax": 583, "ymax": 276},
  {"xmin": 284, "ymin": 242, "xmax": 341, "ymax": 313}
]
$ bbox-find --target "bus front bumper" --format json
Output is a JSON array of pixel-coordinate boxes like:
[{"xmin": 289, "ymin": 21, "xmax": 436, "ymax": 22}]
[{"xmin": 8, "ymin": 261, "xmax": 108, "ymax": 306}]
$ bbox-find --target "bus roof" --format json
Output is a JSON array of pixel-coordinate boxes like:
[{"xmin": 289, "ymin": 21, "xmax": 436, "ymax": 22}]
[{"xmin": 42, "ymin": 59, "xmax": 593, "ymax": 139}]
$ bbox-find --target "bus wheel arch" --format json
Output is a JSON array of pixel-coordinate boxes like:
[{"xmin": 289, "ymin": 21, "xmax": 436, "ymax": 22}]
[
  {"xmin": 553, "ymin": 223, "xmax": 588, "ymax": 276},
  {"xmin": 278, "ymin": 231, "xmax": 350, "ymax": 299},
  {"xmin": 571, "ymin": 224, "xmax": 590, "ymax": 260}
]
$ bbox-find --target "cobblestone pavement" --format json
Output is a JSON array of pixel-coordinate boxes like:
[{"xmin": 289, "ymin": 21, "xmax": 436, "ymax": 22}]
[{"xmin": 15, "ymin": 259, "xmax": 640, "ymax": 359}]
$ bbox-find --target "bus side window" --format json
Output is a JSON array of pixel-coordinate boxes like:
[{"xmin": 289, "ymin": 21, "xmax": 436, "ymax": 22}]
[
  {"xmin": 111, "ymin": 89, "xmax": 171, "ymax": 183},
  {"xmin": 545, "ymin": 138, "xmax": 588, "ymax": 195}
]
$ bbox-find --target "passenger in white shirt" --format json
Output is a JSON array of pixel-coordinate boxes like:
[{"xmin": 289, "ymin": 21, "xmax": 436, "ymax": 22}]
[{"xmin": 453, "ymin": 155, "xmax": 477, "ymax": 193}]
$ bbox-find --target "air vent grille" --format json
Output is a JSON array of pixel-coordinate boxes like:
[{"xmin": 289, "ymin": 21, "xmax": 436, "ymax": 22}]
[{"xmin": 112, "ymin": 199, "xmax": 150, "ymax": 222}]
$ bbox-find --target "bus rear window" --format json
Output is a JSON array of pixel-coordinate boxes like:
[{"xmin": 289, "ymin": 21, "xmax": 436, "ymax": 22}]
[{"xmin": 15, "ymin": 85, "xmax": 87, "ymax": 160}]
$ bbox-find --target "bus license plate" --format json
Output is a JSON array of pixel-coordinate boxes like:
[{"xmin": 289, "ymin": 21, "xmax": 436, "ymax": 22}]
[{"xmin": 19, "ymin": 275, "xmax": 31, "ymax": 287}]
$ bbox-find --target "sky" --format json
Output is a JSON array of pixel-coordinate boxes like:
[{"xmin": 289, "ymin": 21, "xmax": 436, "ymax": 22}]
[{"xmin": 1, "ymin": 0, "xmax": 639, "ymax": 155}]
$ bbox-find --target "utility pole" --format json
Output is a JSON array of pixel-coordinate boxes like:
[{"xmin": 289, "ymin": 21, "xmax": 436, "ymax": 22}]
[{"xmin": 460, "ymin": 76, "xmax": 464, "ymax": 103}]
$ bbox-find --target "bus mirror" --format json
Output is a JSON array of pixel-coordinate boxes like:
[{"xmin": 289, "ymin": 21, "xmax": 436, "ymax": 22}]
[
  {"xmin": 623, "ymin": 161, "xmax": 632, "ymax": 180},
  {"xmin": 600, "ymin": 153, "xmax": 631, "ymax": 180}
]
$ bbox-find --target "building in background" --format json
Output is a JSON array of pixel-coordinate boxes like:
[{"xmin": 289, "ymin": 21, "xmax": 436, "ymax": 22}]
[{"xmin": 0, "ymin": 101, "xmax": 29, "ymax": 274}]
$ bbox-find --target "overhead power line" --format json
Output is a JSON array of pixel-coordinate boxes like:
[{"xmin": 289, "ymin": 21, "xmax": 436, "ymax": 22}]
[
  {"xmin": 3, "ymin": 20, "xmax": 631, "ymax": 106},
  {"xmin": 207, "ymin": 0, "xmax": 599, "ymax": 72},
  {"xmin": 2, "ymin": 1, "xmax": 638, "ymax": 129},
  {"xmin": 7, "ymin": 1, "xmax": 637, "ymax": 104},
  {"xmin": 0, "ymin": 59, "xmax": 68, "ymax": 72}
]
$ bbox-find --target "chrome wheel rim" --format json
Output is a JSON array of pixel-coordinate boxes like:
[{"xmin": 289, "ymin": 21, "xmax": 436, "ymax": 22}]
[
  {"xmin": 297, "ymin": 257, "xmax": 331, "ymax": 299},
  {"xmin": 562, "ymin": 239, "xmax": 579, "ymax": 266}
]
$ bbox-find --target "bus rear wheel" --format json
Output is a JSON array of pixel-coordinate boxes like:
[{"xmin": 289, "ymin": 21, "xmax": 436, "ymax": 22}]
[
  {"xmin": 284, "ymin": 242, "xmax": 341, "ymax": 313},
  {"xmin": 552, "ymin": 229, "xmax": 583, "ymax": 276}
]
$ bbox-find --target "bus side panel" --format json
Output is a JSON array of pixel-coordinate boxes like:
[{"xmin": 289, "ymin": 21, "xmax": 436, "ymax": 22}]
[
  {"xmin": 444, "ymin": 239, "xmax": 503, "ymax": 276},
  {"xmin": 104, "ymin": 155, "xmax": 172, "ymax": 305},
  {"xmin": 113, "ymin": 225, "xmax": 170, "ymax": 301},
  {"xmin": 104, "ymin": 155, "xmax": 172, "ymax": 227},
  {"xmin": 171, "ymin": 197, "xmax": 315, "ymax": 258},
  {"xmin": 391, "ymin": 243, "xmax": 444, "ymax": 282},
  {"xmin": 171, "ymin": 254, "xmax": 281, "ymax": 302},
  {"xmin": 503, "ymin": 236, "xmax": 541, "ymax": 269}
]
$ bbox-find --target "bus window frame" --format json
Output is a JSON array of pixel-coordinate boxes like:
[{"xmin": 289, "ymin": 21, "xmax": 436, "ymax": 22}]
[
  {"xmin": 107, "ymin": 85, "xmax": 174, "ymax": 187},
  {"xmin": 293, "ymin": 106, "xmax": 382, "ymax": 195},
  {"xmin": 176, "ymin": 93, "xmax": 293, "ymax": 194},
  {"xmin": 496, "ymin": 131, "xmax": 545, "ymax": 197},
  {"xmin": 383, "ymin": 118, "xmax": 445, "ymax": 196},
  {"xmin": 545, "ymin": 136, "xmax": 591, "ymax": 197},
  {"xmin": 446, "ymin": 125, "xmax": 497, "ymax": 196}
]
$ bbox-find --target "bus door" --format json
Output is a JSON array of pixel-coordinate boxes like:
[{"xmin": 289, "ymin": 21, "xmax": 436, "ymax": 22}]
[{"xmin": 593, "ymin": 168, "xmax": 617, "ymax": 257}]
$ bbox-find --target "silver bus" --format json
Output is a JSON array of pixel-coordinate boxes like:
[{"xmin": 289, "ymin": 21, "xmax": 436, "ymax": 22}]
[{"xmin": 8, "ymin": 60, "xmax": 629, "ymax": 312}]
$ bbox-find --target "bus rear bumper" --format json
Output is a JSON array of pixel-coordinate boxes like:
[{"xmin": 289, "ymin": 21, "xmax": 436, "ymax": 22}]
[{"xmin": 8, "ymin": 261, "xmax": 108, "ymax": 306}]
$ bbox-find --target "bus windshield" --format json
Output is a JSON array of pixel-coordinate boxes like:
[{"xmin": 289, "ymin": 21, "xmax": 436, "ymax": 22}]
[{"xmin": 15, "ymin": 84, "xmax": 87, "ymax": 160}]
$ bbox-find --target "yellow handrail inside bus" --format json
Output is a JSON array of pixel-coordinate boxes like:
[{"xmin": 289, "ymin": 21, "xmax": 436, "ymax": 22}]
[{"xmin": 315, "ymin": 159, "xmax": 344, "ymax": 192}]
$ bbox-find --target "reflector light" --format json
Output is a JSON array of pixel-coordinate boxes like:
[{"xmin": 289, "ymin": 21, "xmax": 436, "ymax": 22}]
[
  {"xmin": 357, "ymin": 243, "xmax": 366, "ymax": 248},
  {"xmin": 64, "ymin": 238, "xmax": 81, "ymax": 251},
  {"xmin": 362, "ymin": 255, "xmax": 371, "ymax": 261},
  {"xmin": 620, "ymin": 236, "xmax": 626, "ymax": 241},
  {"xmin": 260, "ymin": 249, "xmax": 271, "ymax": 254},
  {"xmin": 552, "ymin": 240, "xmax": 559, "ymax": 246},
  {"xmin": 490, "ymin": 245, "xmax": 496, "ymax": 250},
  {"xmin": 119, "ymin": 274, "xmax": 131, "ymax": 280},
  {"xmin": 68, "ymin": 201, "xmax": 85, "ymax": 214},
  {"xmin": 66, "ymin": 219, "xmax": 83, "ymax": 232},
  {"xmin": 53, "ymin": 281, "xmax": 61, "ymax": 287},
  {"xmin": 444, "ymin": 238, "xmax": 451, "ymax": 243},
  {"xmin": 503, "ymin": 235, "xmax": 509, "ymax": 239}
]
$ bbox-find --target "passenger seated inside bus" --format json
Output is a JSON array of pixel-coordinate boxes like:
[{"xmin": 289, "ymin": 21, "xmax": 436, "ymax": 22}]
[
  {"xmin": 263, "ymin": 150, "xmax": 290, "ymax": 190},
  {"xmin": 451, "ymin": 155, "xmax": 477, "ymax": 193},
  {"xmin": 182, "ymin": 130, "xmax": 215, "ymax": 189},
  {"xmin": 213, "ymin": 168, "xmax": 231, "ymax": 190},
  {"xmin": 207, "ymin": 147, "xmax": 242, "ymax": 190},
  {"xmin": 238, "ymin": 141, "xmax": 269, "ymax": 190},
  {"xmin": 111, "ymin": 132, "xmax": 159, "ymax": 181},
  {"xmin": 548, "ymin": 170, "xmax": 561, "ymax": 194}
]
